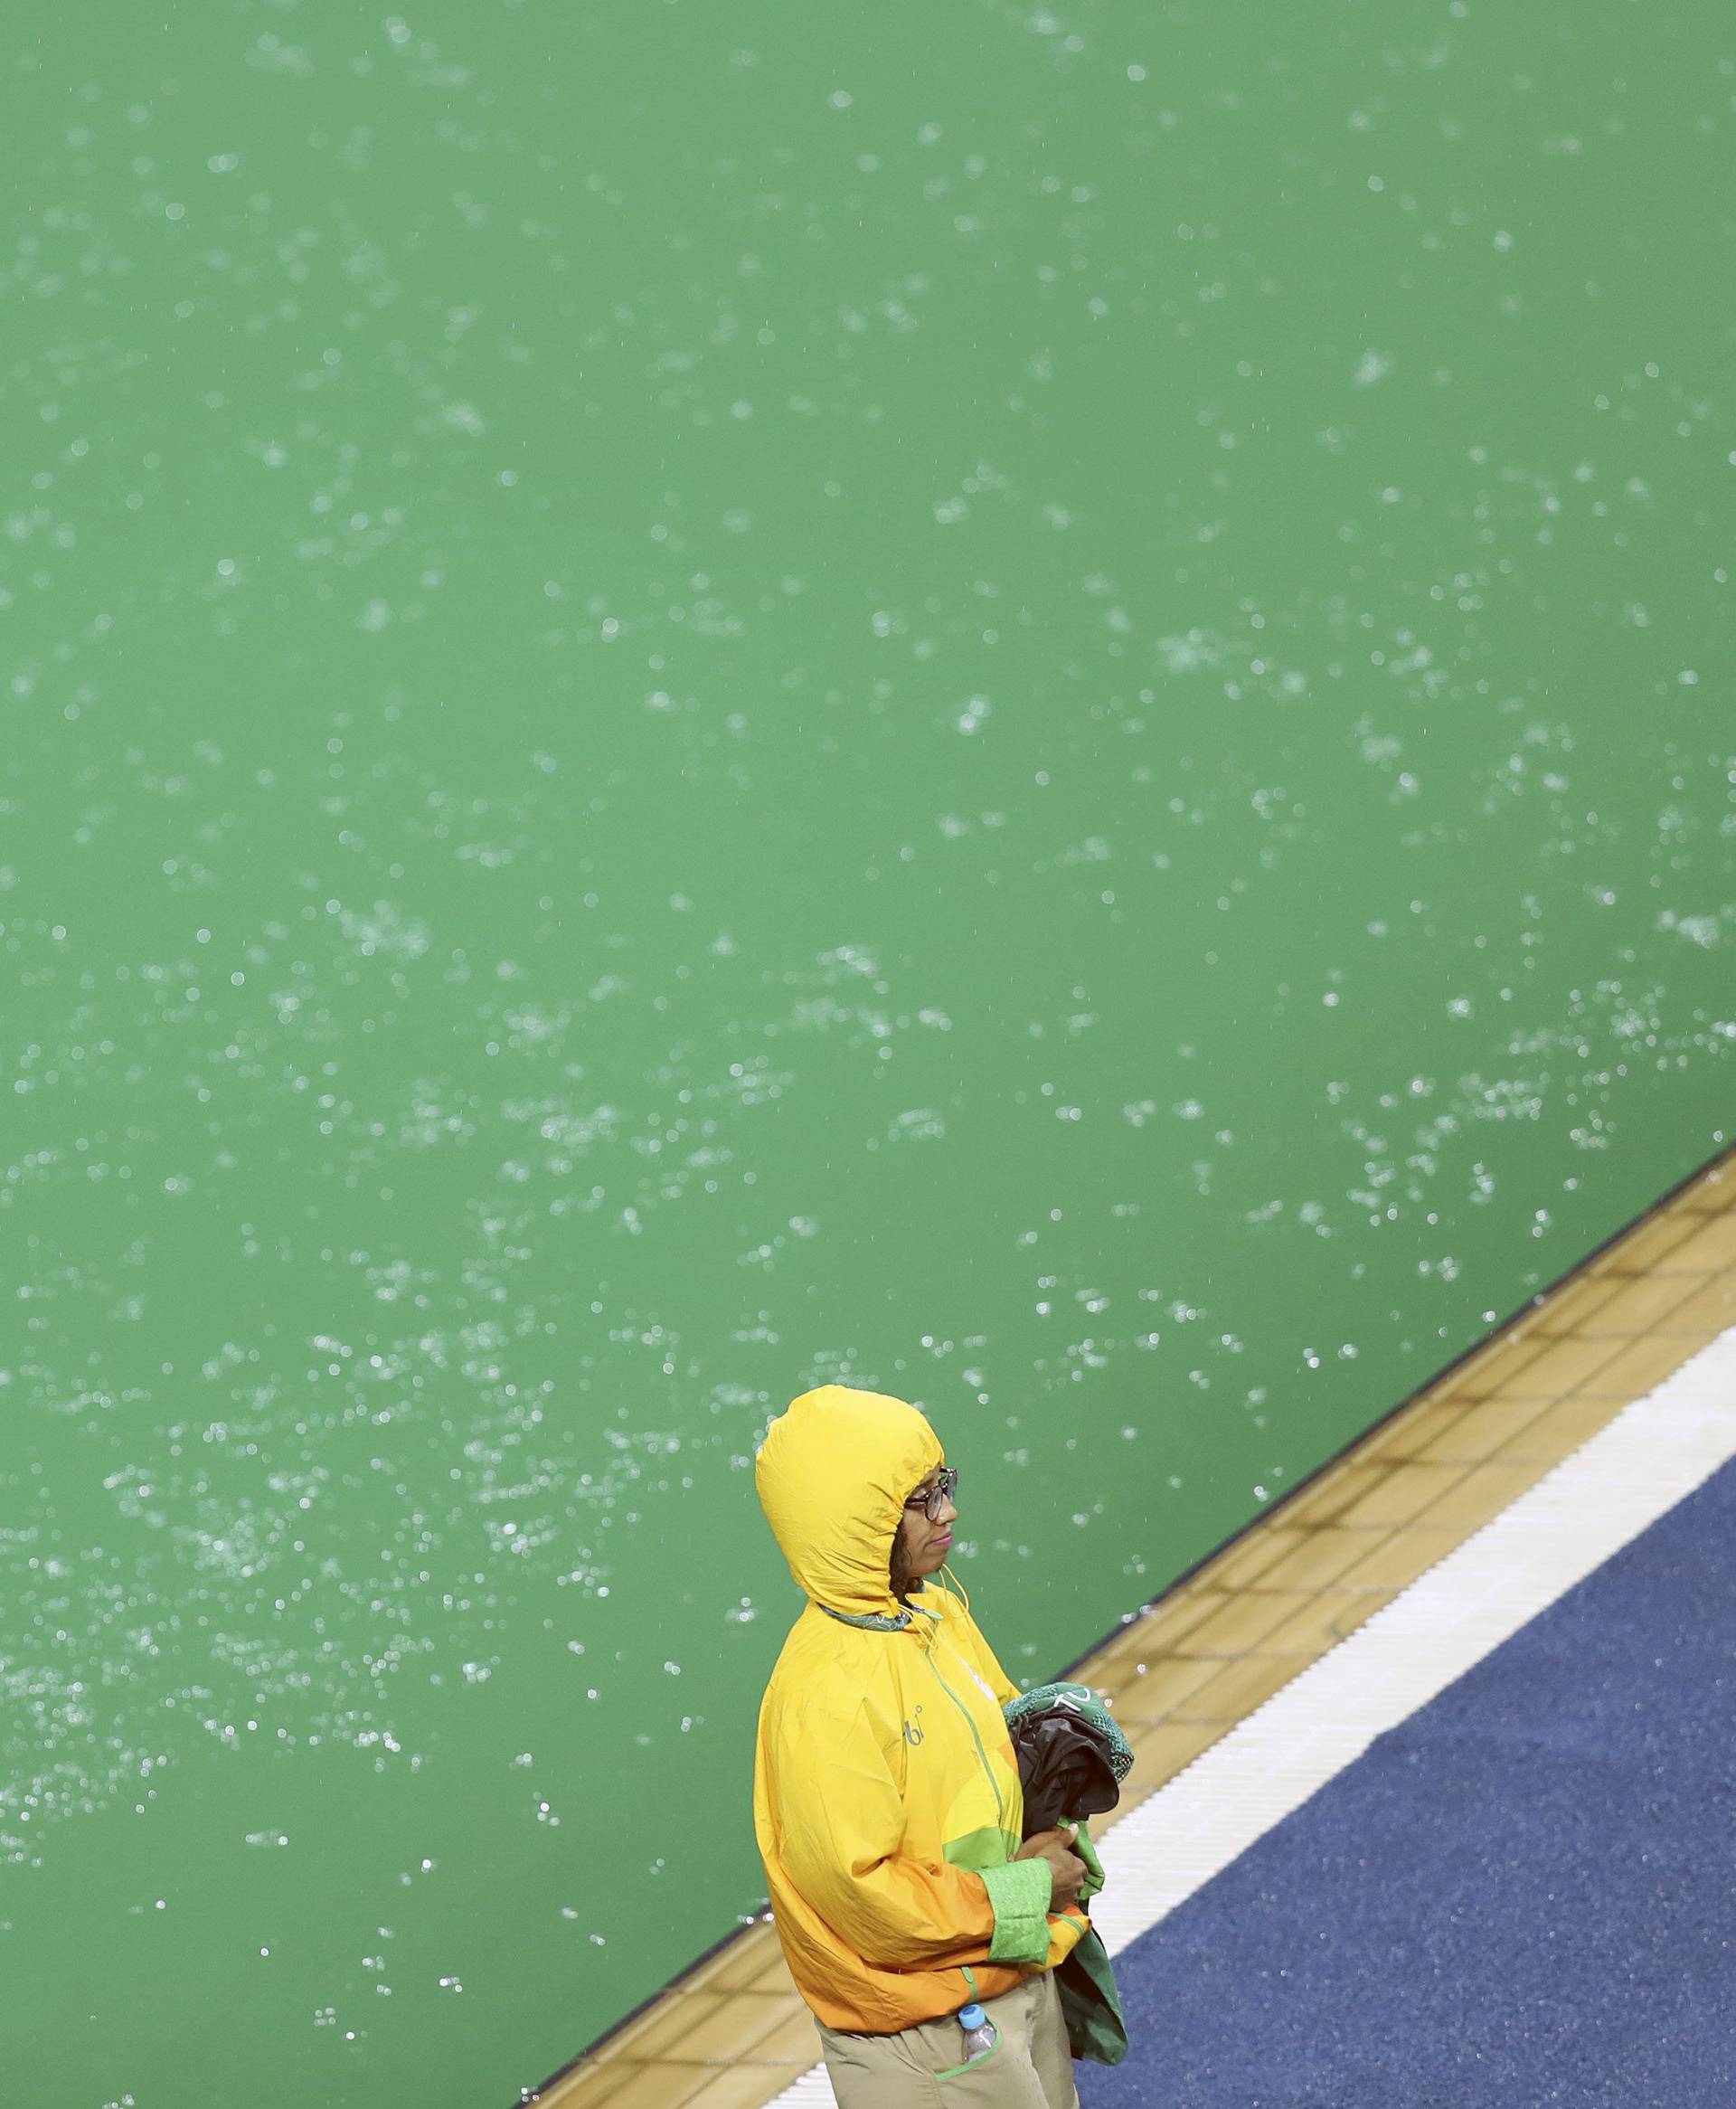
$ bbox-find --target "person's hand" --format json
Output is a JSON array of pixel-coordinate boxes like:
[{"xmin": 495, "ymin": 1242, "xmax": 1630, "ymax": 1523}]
[{"xmin": 1014, "ymin": 1823, "xmax": 1088, "ymax": 1912}]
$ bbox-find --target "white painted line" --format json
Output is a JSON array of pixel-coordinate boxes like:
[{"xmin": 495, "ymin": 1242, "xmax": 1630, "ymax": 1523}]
[{"xmin": 765, "ymin": 1325, "xmax": 1736, "ymax": 2105}]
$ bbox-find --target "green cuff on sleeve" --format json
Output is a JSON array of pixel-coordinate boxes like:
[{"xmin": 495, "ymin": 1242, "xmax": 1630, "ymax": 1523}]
[{"xmin": 977, "ymin": 1857, "xmax": 1055, "ymax": 1967}]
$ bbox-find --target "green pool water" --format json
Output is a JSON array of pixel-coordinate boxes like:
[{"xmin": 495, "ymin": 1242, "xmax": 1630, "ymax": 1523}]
[{"xmin": 3, "ymin": 2, "xmax": 1730, "ymax": 2102}]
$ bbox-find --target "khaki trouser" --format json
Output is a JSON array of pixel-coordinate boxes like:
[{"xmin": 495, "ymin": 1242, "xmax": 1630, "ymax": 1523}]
[{"xmin": 815, "ymin": 1967, "xmax": 1080, "ymax": 2108}]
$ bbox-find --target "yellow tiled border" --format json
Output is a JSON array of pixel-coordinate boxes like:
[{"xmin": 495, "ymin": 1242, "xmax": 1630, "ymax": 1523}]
[{"xmin": 526, "ymin": 1146, "xmax": 1736, "ymax": 2108}]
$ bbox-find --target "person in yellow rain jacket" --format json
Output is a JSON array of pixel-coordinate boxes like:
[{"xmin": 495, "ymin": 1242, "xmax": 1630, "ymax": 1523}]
[{"xmin": 753, "ymin": 1383, "xmax": 1098, "ymax": 2108}]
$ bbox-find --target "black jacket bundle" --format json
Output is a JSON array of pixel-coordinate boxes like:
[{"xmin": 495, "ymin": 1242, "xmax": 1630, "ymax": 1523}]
[{"xmin": 1003, "ymin": 1681, "xmax": 1131, "ymax": 2066}]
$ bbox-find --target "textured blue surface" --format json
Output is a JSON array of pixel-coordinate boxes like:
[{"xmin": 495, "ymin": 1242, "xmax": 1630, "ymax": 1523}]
[{"xmin": 1081, "ymin": 1456, "xmax": 1736, "ymax": 2107}]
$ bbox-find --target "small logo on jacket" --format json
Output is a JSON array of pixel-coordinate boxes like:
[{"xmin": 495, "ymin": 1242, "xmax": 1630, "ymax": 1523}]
[{"xmin": 901, "ymin": 1705, "xmax": 926, "ymax": 1746}]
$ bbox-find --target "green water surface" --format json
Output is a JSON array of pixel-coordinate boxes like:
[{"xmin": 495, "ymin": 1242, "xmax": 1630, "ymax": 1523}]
[{"xmin": 3, "ymin": 2, "xmax": 1731, "ymax": 2103}]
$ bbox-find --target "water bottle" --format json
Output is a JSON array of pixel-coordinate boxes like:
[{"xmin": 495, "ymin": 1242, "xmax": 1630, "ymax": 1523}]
[{"xmin": 957, "ymin": 2000, "xmax": 998, "ymax": 2059}]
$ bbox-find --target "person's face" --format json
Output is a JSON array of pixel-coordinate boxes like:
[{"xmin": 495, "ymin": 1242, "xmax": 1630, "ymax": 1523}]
[{"xmin": 897, "ymin": 1465, "xmax": 958, "ymax": 1581}]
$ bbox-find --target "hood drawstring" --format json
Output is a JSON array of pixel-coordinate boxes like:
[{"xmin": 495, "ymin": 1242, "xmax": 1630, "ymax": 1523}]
[
  {"xmin": 910, "ymin": 1559, "xmax": 973, "ymax": 1655},
  {"xmin": 816, "ymin": 1560, "xmax": 971, "ymax": 1650}
]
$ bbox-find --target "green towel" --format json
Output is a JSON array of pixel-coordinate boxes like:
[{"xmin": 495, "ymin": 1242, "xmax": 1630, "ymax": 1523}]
[
  {"xmin": 1003, "ymin": 1678, "xmax": 1134, "ymax": 1797},
  {"xmin": 1052, "ymin": 1818, "xmax": 1127, "ymax": 2066}
]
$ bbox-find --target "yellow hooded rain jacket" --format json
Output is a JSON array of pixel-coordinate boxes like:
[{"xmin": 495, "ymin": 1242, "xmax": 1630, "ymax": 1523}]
[{"xmin": 751, "ymin": 1384, "xmax": 1091, "ymax": 2034}]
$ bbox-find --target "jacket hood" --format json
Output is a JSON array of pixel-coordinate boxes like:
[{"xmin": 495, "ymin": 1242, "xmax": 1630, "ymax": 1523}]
[{"xmin": 755, "ymin": 1384, "xmax": 943, "ymax": 1621}]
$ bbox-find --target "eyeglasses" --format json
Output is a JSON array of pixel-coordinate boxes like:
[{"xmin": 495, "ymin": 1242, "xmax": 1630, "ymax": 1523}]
[{"xmin": 904, "ymin": 1465, "xmax": 958, "ymax": 1522}]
